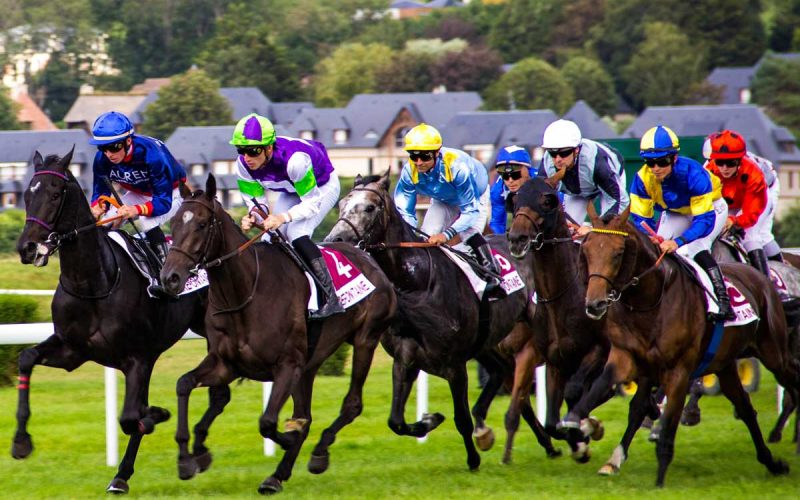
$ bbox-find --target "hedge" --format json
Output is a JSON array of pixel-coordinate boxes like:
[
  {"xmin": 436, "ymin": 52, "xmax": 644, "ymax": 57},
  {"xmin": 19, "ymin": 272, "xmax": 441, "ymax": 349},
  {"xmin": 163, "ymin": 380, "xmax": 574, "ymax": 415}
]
[{"xmin": 0, "ymin": 294, "xmax": 38, "ymax": 386}]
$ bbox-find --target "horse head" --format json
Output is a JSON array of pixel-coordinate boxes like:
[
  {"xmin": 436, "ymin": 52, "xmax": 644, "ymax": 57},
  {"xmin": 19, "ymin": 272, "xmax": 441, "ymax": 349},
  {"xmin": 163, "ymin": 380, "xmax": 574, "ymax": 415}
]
[
  {"xmin": 162, "ymin": 173, "xmax": 226, "ymax": 296},
  {"xmin": 325, "ymin": 169, "xmax": 392, "ymax": 246},
  {"xmin": 507, "ymin": 176, "xmax": 564, "ymax": 258},
  {"xmin": 581, "ymin": 203, "xmax": 634, "ymax": 319},
  {"xmin": 18, "ymin": 147, "xmax": 79, "ymax": 267}
]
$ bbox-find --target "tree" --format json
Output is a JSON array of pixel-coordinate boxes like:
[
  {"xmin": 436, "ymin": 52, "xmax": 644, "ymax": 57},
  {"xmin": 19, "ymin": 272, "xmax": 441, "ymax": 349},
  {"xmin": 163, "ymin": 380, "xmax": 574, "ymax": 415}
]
[
  {"xmin": 488, "ymin": 0, "xmax": 563, "ymax": 62},
  {"xmin": 140, "ymin": 69, "xmax": 232, "ymax": 140},
  {"xmin": 313, "ymin": 43, "xmax": 394, "ymax": 107},
  {"xmin": 0, "ymin": 86, "xmax": 22, "ymax": 130},
  {"xmin": 430, "ymin": 45, "xmax": 503, "ymax": 92},
  {"xmin": 621, "ymin": 22, "xmax": 706, "ymax": 111},
  {"xmin": 374, "ymin": 54, "xmax": 436, "ymax": 93},
  {"xmin": 560, "ymin": 56, "xmax": 617, "ymax": 116},
  {"xmin": 549, "ymin": 0, "xmax": 608, "ymax": 59},
  {"xmin": 751, "ymin": 55, "xmax": 800, "ymax": 138},
  {"xmin": 774, "ymin": 201, "xmax": 800, "ymax": 246},
  {"xmin": 683, "ymin": 0, "xmax": 765, "ymax": 69},
  {"xmin": 29, "ymin": 52, "xmax": 81, "ymax": 122},
  {"xmin": 482, "ymin": 57, "xmax": 574, "ymax": 113},
  {"xmin": 767, "ymin": 0, "xmax": 800, "ymax": 51},
  {"xmin": 195, "ymin": 3, "xmax": 302, "ymax": 101}
]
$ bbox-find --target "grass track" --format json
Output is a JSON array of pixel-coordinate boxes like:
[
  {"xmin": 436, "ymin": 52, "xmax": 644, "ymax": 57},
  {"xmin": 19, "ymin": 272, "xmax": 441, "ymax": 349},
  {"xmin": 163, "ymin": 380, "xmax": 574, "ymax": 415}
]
[{"xmin": 0, "ymin": 340, "xmax": 798, "ymax": 499}]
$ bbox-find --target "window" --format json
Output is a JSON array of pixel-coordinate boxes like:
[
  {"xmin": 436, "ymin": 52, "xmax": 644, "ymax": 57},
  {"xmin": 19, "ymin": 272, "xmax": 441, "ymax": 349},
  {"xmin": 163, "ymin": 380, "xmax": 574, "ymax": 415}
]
[
  {"xmin": 212, "ymin": 160, "xmax": 234, "ymax": 175},
  {"xmin": 739, "ymin": 88, "xmax": 751, "ymax": 104},
  {"xmin": 191, "ymin": 164, "xmax": 205, "ymax": 176},
  {"xmin": 300, "ymin": 130, "xmax": 315, "ymax": 140},
  {"xmin": 228, "ymin": 189, "xmax": 244, "ymax": 206},
  {"xmin": 395, "ymin": 127, "xmax": 410, "ymax": 148},
  {"xmin": 2, "ymin": 192, "xmax": 16, "ymax": 207},
  {"xmin": 333, "ymin": 129, "xmax": 348, "ymax": 145}
]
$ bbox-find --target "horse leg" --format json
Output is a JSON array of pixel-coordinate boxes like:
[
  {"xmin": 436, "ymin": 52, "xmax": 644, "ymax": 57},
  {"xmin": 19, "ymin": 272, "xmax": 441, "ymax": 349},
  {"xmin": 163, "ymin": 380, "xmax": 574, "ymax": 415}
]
[
  {"xmin": 12, "ymin": 335, "xmax": 86, "ymax": 460},
  {"xmin": 448, "ymin": 364, "xmax": 481, "ymax": 471},
  {"xmin": 654, "ymin": 372, "xmax": 691, "ymax": 487},
  {"xmin": 471, "ymin": 351, "xmax": 508, "ymax": 452},
  {"xmin": 257, "ymin": 361, "xmax": 304, "ymax": 495},
  {"xmin": 543, "ymin": 364, "xmax": 566, "ymax": 440},
  {"xmin": 175, "ymin": 353, "xmax": 234, "ymax": 481},
  {"xmin": 681, "ymin": 378, "xmax": 704, "ymax": 426},
  {"xmin": 768, "ymin": 388, "xmax": 794, "ymax": 443},
  {"xmin": 598, "ymin": 378, "xmax": 654, "ymax": 476},
  {"xmin": 716, "ymin": 363, "xmax": 789, "ymax": 476},
  {"xmin": 309, "ymin": 336, "xmax": 381, "ymax": 474},
  {"xmin": 387, "ymin": 359, "xmax": 444, "ymax": 437},
  {"xmin": 190, "ymin": 384, "xmax": 232, "ymax": 473}
]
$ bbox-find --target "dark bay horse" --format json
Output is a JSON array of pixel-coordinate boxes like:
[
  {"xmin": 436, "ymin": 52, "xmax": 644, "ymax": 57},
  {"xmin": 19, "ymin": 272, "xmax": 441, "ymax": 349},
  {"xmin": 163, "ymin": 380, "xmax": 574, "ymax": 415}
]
[
  {"xmin": 14, "ymin": 149, "xmax": 209, "ymax": 494},
  {"xmin": 160, "ymin": 174, "xmax": 396, "ymax": 495},
  {"xmin": 325, "ymin": 171, "xmax": 558, "ymax": 471},
  {"xmin": 562, "ymin": 205, "xmax": 800, "ymax": 486},
  {"xmin": 506, "ymin": 176, "xmax": 613, "ymax": 461}
]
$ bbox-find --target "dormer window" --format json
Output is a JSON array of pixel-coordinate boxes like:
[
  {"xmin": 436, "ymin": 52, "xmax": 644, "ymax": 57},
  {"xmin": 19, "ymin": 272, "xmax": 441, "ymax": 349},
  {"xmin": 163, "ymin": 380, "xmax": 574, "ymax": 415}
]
[
  {"xmin": 739, "ymin": 88, "xmax": 751, "ymax": 104},
  {"xmin": 395, "ymin": 127, "xmax": 410, "ymax": 147},
  {"xmin": 300, "ymin": 130, "xmax": 315, "ymax": 140},
  {"xmin": 333, "ymin": 128, "xmax": 348, "ymax": 145}
]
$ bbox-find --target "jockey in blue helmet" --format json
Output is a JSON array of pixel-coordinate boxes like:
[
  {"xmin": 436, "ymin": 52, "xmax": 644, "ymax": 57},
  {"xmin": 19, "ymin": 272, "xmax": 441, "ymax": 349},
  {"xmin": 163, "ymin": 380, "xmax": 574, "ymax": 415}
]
[
  {"xmin": 89, "ymin": 111, "xmax": 187, "ymax": 297},
  {"xmin": 489, "ymin": 145, "xmax": 537, "ymax": 234}
]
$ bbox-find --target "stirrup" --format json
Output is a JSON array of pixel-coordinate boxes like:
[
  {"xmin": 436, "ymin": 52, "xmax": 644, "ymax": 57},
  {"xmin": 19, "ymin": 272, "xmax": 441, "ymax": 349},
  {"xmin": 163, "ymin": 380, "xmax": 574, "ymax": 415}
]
[
  {"xmin": 147, "ymin": 283, "xmax": 176, "ymax": 301},
  {"xmin": 309, "ymin": 297, "xmax": 345, "ymax": 320}
]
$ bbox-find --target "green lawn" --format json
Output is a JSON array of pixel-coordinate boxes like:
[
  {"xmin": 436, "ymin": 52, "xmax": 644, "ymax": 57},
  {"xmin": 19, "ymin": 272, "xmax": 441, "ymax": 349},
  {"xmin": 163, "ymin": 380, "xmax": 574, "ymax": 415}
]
[
  {"xmin": 0, "ymin": 254, "xmax": 59, "ymax": 322},
  {"xmin": 0, "ymin": 340, "xmax": 798, "ymax": 499}
]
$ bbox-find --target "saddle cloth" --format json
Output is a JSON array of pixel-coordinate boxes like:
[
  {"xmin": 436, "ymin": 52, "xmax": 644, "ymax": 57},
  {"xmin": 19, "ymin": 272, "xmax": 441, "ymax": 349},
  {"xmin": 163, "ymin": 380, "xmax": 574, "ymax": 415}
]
[
  {"xmin": 108, "ymin": 231, "xmax": 209, "ymax": 298},
  {"xmin": 439, "ymin": 246, "xmax": 526, "ymax": 301},
  {"xmin": 678, "ymin": 255, "xmax": 758, "ymax": 326},
  {"xmin": 306, "ymin": 247, "xmax": 375, "ymax": 313},
  {"xmin": 718, "ymin": 239, "xmax": 792, "ymax": 298}
]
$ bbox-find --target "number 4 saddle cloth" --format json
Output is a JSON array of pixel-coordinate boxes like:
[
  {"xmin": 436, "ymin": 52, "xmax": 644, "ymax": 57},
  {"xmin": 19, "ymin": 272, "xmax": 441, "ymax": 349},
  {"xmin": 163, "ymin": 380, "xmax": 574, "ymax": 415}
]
[{"xmin": 306, "ymin": 247, "xmax": 376, "ymax": 313}]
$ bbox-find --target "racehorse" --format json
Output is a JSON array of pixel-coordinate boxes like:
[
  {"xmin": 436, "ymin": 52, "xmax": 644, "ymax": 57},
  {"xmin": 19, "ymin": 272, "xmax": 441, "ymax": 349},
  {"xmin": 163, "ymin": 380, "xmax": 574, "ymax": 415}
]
[
  {"xmin": 160, "ymin": 174, "xmax": 397, "ymax": 495},
  {"xmin": 562, "ymin": 204, "xmax": 800, "ymax": 486},
  {"xmin": 325, "ymin": 171, "xmax": 559, "ymax": 471},
  {"xmin": 506, "ymin": 176, "xmax": 613, "ymax": 460},
  {"xmin": 14, "ymin": 148, "xmax": 209, "ymax": 494}
]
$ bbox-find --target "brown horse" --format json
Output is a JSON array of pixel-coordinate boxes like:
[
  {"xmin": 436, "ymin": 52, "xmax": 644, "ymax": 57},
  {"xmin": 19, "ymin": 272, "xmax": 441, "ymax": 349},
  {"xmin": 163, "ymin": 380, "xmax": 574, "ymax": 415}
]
[
  {"xmin": 561, "ymin": 204, "xmax": 800, "ymax": 486},
  {"xmin": 160, "ymin": 174, "xmax": 397, "ymax": 495},
  {"xmin": 506, "ymin": 176, "xmax": 611, "ymax": 461}
]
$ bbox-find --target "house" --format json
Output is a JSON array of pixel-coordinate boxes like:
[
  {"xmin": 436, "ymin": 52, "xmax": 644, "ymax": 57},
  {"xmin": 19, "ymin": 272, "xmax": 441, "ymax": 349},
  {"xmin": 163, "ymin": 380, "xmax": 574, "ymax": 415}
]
[
  {"xmin": 63, "ymin": 93, "xmax": 148, "ymax": 133},
  {"xmin": 12, "ymin": 88, "xmax": 57, "ymax": 131},
  {"xmin": 0, "ymin": 129, "xmax": 94, "ymax": 208},
  {"xmin": 388, "ymin": 0, "xmax": 464, "ymax": 19},
  {"xmin": 622, "ymin": 104, "xmax": 800, "ymax": 217},
  {"xmin": 706, "ymin": 52, "xmax": 800, "ymax": 105}
]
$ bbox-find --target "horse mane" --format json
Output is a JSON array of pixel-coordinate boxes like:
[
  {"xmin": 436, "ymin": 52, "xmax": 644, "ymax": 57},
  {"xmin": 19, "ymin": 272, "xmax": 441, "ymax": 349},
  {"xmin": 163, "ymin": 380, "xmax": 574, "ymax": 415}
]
[
  {"xmin": 355, "ymin": 175, "xmax": 383, "ymax": 187},
  {"xmin": 362, "ymin": 179, "xmax": 424, "ymax": 243}
]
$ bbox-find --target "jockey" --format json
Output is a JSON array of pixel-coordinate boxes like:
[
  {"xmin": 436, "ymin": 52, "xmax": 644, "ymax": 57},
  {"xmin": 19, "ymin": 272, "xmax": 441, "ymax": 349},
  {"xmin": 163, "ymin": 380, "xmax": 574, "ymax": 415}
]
[
  {"xmin": 89, "ymin": 111, "xmax": 186, "ymax": 298},
  {"xmin": 630, "ymin": 125, "xmax": 734, "ymax": 321},
  {"xmin": 537, "ymin": 119, "xmax": 629, "ymax": 237},
  {"xmin": 489, "ymin": 145, "xmax": 536, "ymax": 234},
  {"xmin": 394, "ymin": 123, "xmax": 503, "ymax": 294},
  {"xmin": 703, "ymin": 134, "xmax": 783, "ymax": 267},
  {"xmin": 234, "ymin": 113, "xmax": 344, "ymax": 319}
]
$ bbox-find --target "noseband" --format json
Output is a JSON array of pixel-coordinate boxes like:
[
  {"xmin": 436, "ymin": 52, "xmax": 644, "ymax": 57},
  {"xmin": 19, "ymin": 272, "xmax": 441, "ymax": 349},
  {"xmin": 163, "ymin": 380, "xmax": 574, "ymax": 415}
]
[
  {"xmin": 512, "ymin": 210, "xmax": 574, "ymax": 255},
  {"xmin": 26, "ymin": 170, "xmax": 71, "ymax": 251},
  {"xmin": 335, "ymin": 186, "xmax": 388, "ymax": 249}
]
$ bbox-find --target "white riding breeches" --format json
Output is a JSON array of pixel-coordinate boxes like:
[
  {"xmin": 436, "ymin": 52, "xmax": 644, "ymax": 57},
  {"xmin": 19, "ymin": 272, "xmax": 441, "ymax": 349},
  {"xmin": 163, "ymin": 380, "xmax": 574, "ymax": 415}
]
[
  {"xmin": 421, "ymin": 189, "xmax": 489, "ymax": 241},
  {"xmin": 657, "ymin": 198, "xmax": 728, "ymax": 259}
]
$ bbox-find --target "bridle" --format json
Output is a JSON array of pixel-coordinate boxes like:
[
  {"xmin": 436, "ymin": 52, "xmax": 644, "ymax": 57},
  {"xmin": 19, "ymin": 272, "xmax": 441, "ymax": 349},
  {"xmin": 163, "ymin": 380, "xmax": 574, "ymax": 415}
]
[
  {"xmin": 334, "ymin": 186, "xmax": 389, "ymax": 250},
  {"xmin": 585, "ymin": 228, "xmax": 667, "ymax": 309},
  {"xmin": 172, "ymin": 196, "xmax": 260, "ymax": 315},
  {"xmin": 24, "ymin": 169, "xmax": 121, "ymax": 299}
]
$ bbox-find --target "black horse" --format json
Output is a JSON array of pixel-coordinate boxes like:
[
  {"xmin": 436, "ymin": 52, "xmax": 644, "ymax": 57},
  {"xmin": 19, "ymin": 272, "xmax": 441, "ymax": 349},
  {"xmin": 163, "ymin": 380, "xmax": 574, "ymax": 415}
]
[
  {"xmin": 325, "ymin": 171, "xmax": 558, "ymax": 471},
  {"xmin": 14, "ymin": 148, "xmax": 209, "ymax": 494},
  {"xmin": 160, "ymin": 174, "xmax": 397, "ymax": 495}
]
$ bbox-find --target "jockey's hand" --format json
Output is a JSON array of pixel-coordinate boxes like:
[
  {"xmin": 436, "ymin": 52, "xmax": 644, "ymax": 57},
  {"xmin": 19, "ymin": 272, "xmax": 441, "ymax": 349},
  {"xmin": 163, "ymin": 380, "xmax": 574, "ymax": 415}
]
[
  {"xmin": 241, "ymin": 214, "xmax": 255, "ymax": 232},
  {"xmin": 263, "ymin": 214, "xmax": 286, "ymax": 231},
  {"xmin": 574, "ymin": 225, "xmax": 591, "ymax": 238},
  {"xmin": 427, "ymin": 233, "xmax": 448, "ymax": 245},
  {"xmin": 728, "ymin": 223, "xmax": 745, "ymax": 240},
  {"xmin": 90, "ymin": 204, "xmax": 105, "ymax": 220},
  {"xmin": 659, "ymin": 239, "xmax": 679, "ymax": 254},
  {"xmin": 117, "ymin": 205, "xmax": 139, "ymax": 219}
]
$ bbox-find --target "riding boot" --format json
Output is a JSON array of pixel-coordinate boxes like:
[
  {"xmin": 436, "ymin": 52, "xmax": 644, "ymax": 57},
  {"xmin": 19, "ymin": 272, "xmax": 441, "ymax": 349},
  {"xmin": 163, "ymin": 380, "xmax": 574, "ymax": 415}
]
[
  {"xmin": 144, "ymin": 227, "xmax": 172, "ymax": 299},
  {"xmin": 466, "ymin": 234, "xmax": 505, "ymax": 298},
  {"xmin": 695, "ymin": 251, "xmax": 735, "ymax": 321},
  {"xmin": 294, "ymin": 236, "xmax": 345, "ymax": 319},
  {"xmin": 747, "ymin": 249, "xmax": 771, "ymax": 278},
  {"xmin": 767, "ymin": 252, "xmax": 784, "ymax": 263}
]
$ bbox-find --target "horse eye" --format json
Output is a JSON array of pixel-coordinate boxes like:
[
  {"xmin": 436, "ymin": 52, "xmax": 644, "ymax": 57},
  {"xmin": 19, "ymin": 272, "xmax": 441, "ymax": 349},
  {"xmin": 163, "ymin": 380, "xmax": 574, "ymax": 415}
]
[
  {"xmin": 198, "ymin": 222, "xmax": 206, "ymax": 230},
  {"xmin": 365, "ymin": 204, "xmax": 376, "ymax": 213}
]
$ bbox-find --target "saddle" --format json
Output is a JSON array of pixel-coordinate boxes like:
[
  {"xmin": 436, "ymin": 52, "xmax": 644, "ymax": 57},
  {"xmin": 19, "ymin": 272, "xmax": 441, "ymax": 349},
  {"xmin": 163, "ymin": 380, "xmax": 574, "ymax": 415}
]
[{"xmin": 109, "ymin": 230, "xmax": 161, "ymax": 280}]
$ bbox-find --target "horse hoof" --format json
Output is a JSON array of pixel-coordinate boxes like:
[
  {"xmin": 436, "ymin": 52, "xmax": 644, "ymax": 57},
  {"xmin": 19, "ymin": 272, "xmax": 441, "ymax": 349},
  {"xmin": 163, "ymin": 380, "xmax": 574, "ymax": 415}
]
[
  {"xmin": 178, "ymin": 457, "xmax": 199, "ymax": 480},
  {"xmin": 680, "ymin": 409, "xmax": 701, "ymax": 427},
  {"xmin": 11, "ymin": 433, "xmax": 33, "ymax": 459},
  {"xmin": 422, "ymin": 412, "xmax": 445, "ymax": 431},
  {"xmin": 258, "ymin": 476, "xmax": 283, "ymax": 495},
  {"xmin": 473, "ymin": 426, "xmax": 495, "ymax": 451},
  {"xmin": 767, "ymin": 430, "xmax": 782, "ymax": 443},
  {"xmin": 598, "ymin": 463, "xmax": 619, "ymax": 476},
  {"xmin": 571, "ymin": 442, "xmax": 591, "ymax": 463},
  {"xmin": 588, "ymin": 417, "xmax": 604, "ymax": 441},
  {"xmin": 768, "ymin": 459, "xmax": 790, "ymax": 476},
  {"xmin": 648, "ymin": 429, "xmax": 660, "ymax": 443},
  {"xmin": 137, "ymin": 418, "xmax": 155, "ymax": 435},
  {"xmin": 308, "ymin": 453, "xmax": 330, "ymax": 474},
  {"xmin": 148, "ymin": 406, "xmax": 171, "ymax": 424},
  {"xmin": 547, "ymin": 448, "xmax": 563, "ymax": 459},
  {"xmin": 106, "ymin": 477, "xmax": 129, "ymax": 494},
  {"xmin": 502, "ymin": 451, "xmax": 512, "ymax": 465},
  {"xmin": 194, "ymin": 450, "xmax": 213, "ymax": 473}
]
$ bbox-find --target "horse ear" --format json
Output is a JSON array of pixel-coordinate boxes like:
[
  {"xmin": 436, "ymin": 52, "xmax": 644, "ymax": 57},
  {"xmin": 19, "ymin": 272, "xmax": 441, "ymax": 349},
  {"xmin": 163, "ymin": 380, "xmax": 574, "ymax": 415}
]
[
  {"xmin": 205, "ymin": 173, "xmax": 217, "ymax": 199},
  {"xmin": 379, "ymin": 168, "xmax": 391, "ymax": 191},
  {"xmin": 545, "ymin": 167, "xmax": 566, "ymax": 189},
  {"xmin": 586, "ymin": 200, "xmax": 601, "ymax": 225},
  {"xmin": 354, "ymin": 174, "xmax": 363, "ymax": 187},
  {"xmin": 616, "ymin": 204, "xmax": 631, "ymax": 227},
  {"xmin": 179, "ymin": 181, "xmax": 192, "ymax": 199},
  {"xmin": 58, "ymin": 145, "xmax": 75, "ymax": 170},
  {"xmin": 542, "ymin": 192, "xmax": 559, "ymax": 212},
  {"xmin": 32, "ymin": 151, "xmax": 44, "ymax": 170}
]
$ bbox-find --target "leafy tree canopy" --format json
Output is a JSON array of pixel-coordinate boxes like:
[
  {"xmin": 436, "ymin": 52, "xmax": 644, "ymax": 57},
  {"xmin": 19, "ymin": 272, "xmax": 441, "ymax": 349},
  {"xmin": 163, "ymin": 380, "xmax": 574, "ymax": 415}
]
[
  {"xmin": 560, "ymin": 56, "xmax": 617, "ymax": 117},
  {"xmin": 482, "ymin": 57, "xmax": 574, "ymax": 113},
  {"xmin": 0, "ymin": 87, "xmax": 23, "ymax": 131},
  {"xmin": 313, "ymin": 43, "xmax": 395, "ymax": 107},
  {"xmin": 751, "ymin": 55, "xmax": 800, "ymax": 138},
  {"xmin": 488, "ymin": 0, "xmax": 562, "ymax": 62},
  {"xmin": 140, "ymin": 69, "xmax": 232, "ymax": 140}
]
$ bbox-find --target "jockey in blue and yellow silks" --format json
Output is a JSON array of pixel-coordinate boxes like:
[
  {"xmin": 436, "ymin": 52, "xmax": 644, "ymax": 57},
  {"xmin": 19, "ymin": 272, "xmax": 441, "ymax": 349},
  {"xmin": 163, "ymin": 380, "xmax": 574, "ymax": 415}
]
[
  {"xmin": 630, "ymin": 125, "xmax": 733, "ymax": 321},
  {"xmin": 394, "ymin": 123, "xmax": 502, "ymax": 294}
]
